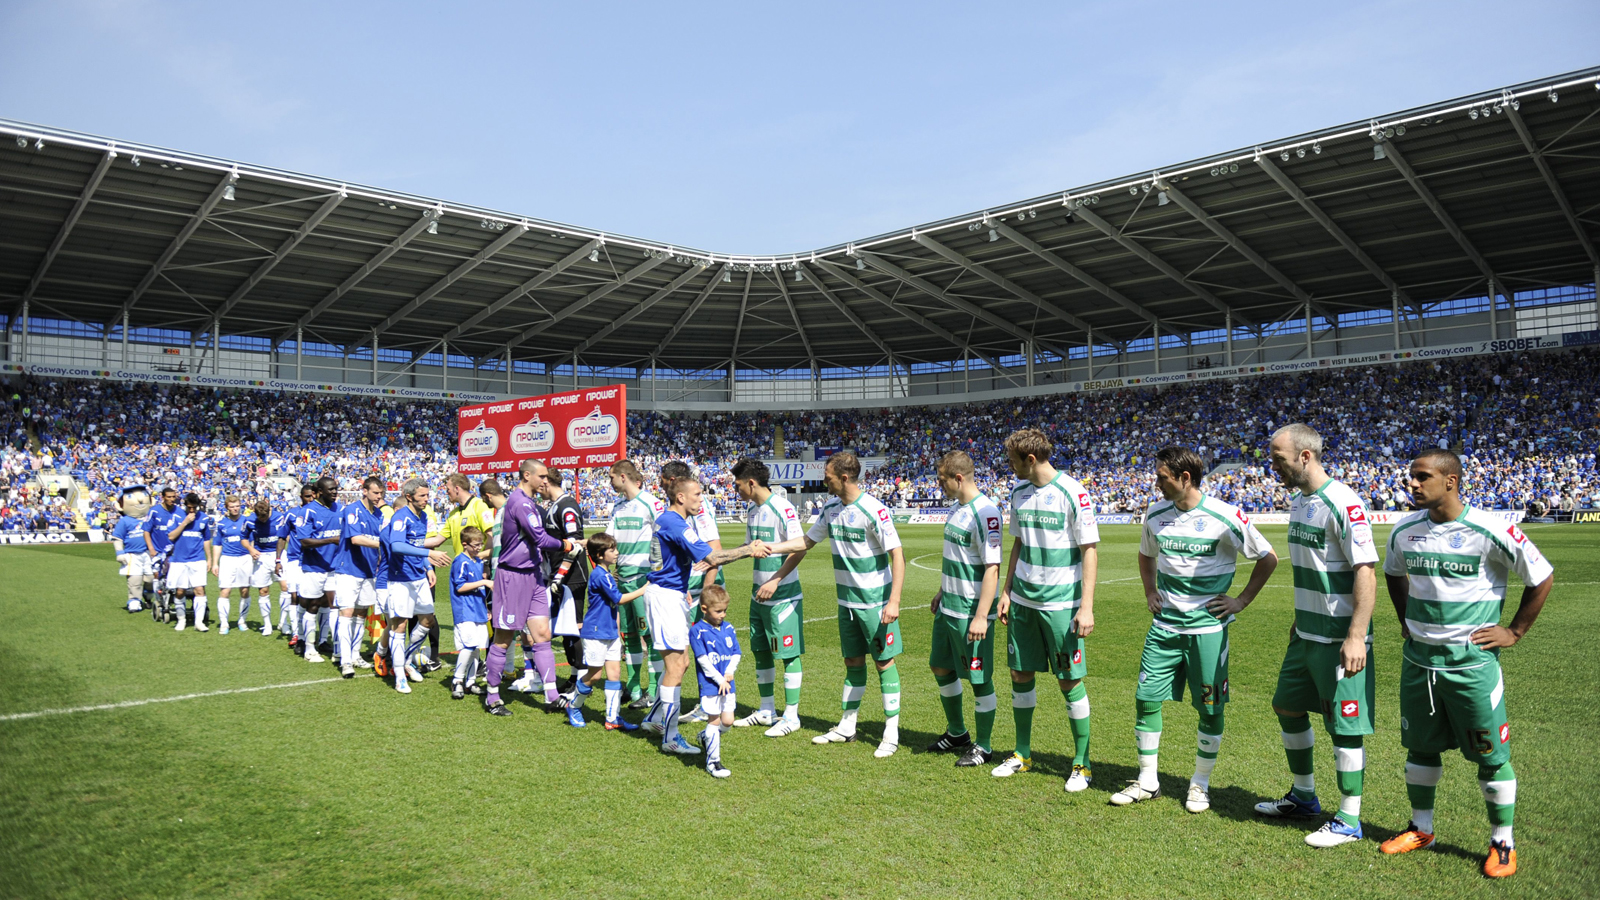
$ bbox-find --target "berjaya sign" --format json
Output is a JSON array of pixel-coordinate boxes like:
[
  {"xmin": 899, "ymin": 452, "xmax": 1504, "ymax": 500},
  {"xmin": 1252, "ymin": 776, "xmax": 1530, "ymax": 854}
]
[
  {"xmin": 0, "ymin": 362, "xmax": 501, "ymax": 404},
  {"xmin": 456, "ymin": 384, "xmax": 627, "ymax": 474}
]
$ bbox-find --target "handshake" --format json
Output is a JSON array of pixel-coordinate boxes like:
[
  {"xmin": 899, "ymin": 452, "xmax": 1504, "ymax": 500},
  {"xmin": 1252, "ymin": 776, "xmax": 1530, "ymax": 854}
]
[{"xmin": 691, "ymin": 539, "xmax": 772, "ymax": 573}]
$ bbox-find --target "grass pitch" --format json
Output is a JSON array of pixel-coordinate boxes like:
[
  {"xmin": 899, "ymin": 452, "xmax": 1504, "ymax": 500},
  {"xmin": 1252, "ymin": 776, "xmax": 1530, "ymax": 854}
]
[{"xmin": 1, "ymin": 523, "xmax": 1597, "ymax": 899}]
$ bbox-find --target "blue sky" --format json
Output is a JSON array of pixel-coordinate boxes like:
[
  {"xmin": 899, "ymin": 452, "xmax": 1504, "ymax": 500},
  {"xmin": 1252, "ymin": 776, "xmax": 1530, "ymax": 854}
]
[{"xmin": 2, "ymin": 1, "xmax": 1596, "ymax": 254}]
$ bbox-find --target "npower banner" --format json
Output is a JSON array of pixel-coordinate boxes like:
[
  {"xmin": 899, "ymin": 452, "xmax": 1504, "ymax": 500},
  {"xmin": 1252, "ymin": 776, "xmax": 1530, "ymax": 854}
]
[{"xmin": 456, "ymin": 384, "xmax": 627, "ymax": 475}]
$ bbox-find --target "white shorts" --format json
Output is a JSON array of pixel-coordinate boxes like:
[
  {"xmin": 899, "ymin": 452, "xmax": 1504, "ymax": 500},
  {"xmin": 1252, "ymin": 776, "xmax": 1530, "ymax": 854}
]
[
  {"xmin": 644, "ymin": 582, "xmax": 691, "ymax": 652},
  {"xmin": 168, "ymin": 560, "xmax": 209, "ymax": 591},
  {"xmin": 454, "ymin": 620, "xmax": 489, "ymax": 651},
  {"xmin": 386, "ymin": 579, "xmax": 433, "ymax": 619},
  {"xmin": 251, "ymin": 556, "xmax": 275, "ymax": 589},
  {"xmin": 218, "ymin": 554, "xmax": 254, "ymax": 588},
  {"xmin": 583, "ymin": 636, "xmax": 623, "ymax": 666},
  {"xmin": 699, "ymin": 692, "xmax": 737, "ymax": 716},
  {"xmin": 334, "ymin": 574, "xmax": 378, "ymax": 609},
  {"xmin": 297, "ymin": 569, "xmax": 330, "ymax": 600},
  {"xmin": 123, "ymin": 552, "xmax": 153, "ymax": 578},
  {"xmin": 281, "ymin": 559, "xmax": 301, "ymax": 593}
]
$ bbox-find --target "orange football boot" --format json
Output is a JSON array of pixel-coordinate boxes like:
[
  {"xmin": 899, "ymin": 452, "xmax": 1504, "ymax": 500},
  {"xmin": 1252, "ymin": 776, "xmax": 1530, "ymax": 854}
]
[
  {"xmin": 1483, "ymin": 841, "xmax": 1517, "ymax": 878},
  {"xmin": 1380, "ymin": 826, "xmax": 1435, "ymax": 854}
]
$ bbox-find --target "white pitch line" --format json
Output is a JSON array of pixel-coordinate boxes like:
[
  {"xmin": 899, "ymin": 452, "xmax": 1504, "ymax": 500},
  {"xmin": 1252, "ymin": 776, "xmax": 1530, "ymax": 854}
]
[{"xmin": 0, "ymin": 678, "xmax": 344, "ymax": 722}]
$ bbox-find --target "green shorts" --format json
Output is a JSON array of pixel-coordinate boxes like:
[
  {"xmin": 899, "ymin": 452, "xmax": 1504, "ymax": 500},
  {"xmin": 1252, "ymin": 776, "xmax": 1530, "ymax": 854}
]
[
  {"xmin": 1005, "ymin": 604, "xmax": 1085, "ymax": 680},
  {"xmin": 1399, "ymin": 654, "xmax": 1510, "ymax": 766},
  {"xmin": 1271, "ymin": 633, "xmax": 1376, "ymax": 736},
  {"xmin": 1135, "ymin": 623, "xmax": 1229, "ymax": 712},
  {"xmin": 838, "ymin": 605, "xmax": 902, "ymax": 662},
  {"xmin": 928, "ymin": 611, "xmax": 994, "ymax": 685},
  {"xmin": 749, "ymin": 599, "xmax": 805, "ymax": 660},
  {"xmin": 618, "ymin": 572, "xmax": 649, "ymax": 640}
]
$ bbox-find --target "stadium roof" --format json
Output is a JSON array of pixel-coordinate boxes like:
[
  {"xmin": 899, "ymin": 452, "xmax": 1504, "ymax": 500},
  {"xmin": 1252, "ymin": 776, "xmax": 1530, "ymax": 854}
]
[{"xmin": 3, "ymin": 67, "xmax": 1600, "ymax": 376}]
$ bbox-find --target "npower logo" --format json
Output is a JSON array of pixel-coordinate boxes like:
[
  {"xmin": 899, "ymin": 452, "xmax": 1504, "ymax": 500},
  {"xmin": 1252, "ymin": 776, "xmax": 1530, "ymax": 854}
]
[
  {"xmin": 567, "ymin": 407, "xmax": 620, "ymax": 449},
  {"xmin": 511, "ymin": 415, "xmax": 556, "ymax": 454},
  {"xmin": 459, "ymin": 421, "xmax": 500, "ymax": 458}
]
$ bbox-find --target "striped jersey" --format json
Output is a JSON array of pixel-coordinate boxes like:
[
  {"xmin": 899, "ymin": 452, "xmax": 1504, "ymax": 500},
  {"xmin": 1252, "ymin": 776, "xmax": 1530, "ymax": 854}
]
[
  {"xmin": 1287, "ymin": 479, "xmax": 1379, "ymax": 643},
  {"xmin": 605, "ymin": 490, "xmax": 665, "ymax": 582},
  {"xmin": 1383, "ymin": 507, "xmax": 1552, "ymax": 670},
  {"xmin": 746, "ymin": 494, "xmax": 804, "ymax": 605},
  {"xmin": 1008, "ymin": 473, "xmax": 1100, "ymax": 611},
  {"xmin": 806, "ymin": 492, "xmax": 901, "ymax": 609},
  {"xmin": 939, "ymin": 494, "xmax": 1004, "ymax": 619},
  {"xmin": 687, "ymin": 497, "xmax": 720, "ymax": 594},
  {"xmin": 1140, "ymin": 495, "xmax": 1274, "ymax": 634}
]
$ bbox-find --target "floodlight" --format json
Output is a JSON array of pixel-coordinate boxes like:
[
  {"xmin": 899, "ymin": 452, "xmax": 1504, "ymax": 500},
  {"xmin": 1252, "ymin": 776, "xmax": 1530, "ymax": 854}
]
[{"xmin": 988, "ymin": 229, "xmax": 999, "ymax": 242}]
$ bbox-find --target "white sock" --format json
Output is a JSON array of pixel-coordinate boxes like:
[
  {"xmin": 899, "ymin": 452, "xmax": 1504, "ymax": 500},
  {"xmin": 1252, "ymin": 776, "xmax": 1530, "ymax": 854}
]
[
  {"xmin": 881, "ymin": 714, "xmax": 899, "ymax": 748},
  {"xmin": 453, "ymin": 647, "xmax": 476, "ymax": 684},
  {"xmin": 289, "ymin": 605, "xmax": 302, "ymax": 638},
  {"xmin": 784, "ymin": 669, "xmax": 802, "ymax": 721},
  {"xmin": 1193, "ymin": 731, "xmax": 1221, "ymax": 790},
  {"xmin": 660, "ymin": 686, "xmax": 682, "ymax": 742},
  {"xmin": 193, "ymin": 594, "xmax": 208, "ymax": 625},
  {"xmin": 704, "ymin": 721, "xmax": 723, "ymax": 762},
  {"xmin": 756, "ymin": 668, "xmax": 776, "ymax": 713},
  {"xmin": 390, "ymin": 631, "xmax": 406, "ymax": 683},
  {"xmin": 1491, "ymin": 825, "xmax": 1513, "ymax": 847},
  {"xmin": 1136, "ymin": 730, "xmax": 1162, "ymax": 790},
  {"xmin": 837, "ymin": 708, "xmax": 858, "ymax": 736},
  {"xmin": 302, "ymin": 608, "xmax": 318, "ymax": 645},
  {"xmin": 1412, "ymin": 808, "xmax": 1434, "ymax": 834},
  {"xmin": 347, "ymin": 616, "xmax": 363, "ymax": 665},
  {"xmin": 465, "ymin": 653, "xmax": 481, "ymax": 684},
  {"xmin": 605, "ymin": 682, "xmax": 621, "ymax": 720},
  {"xmin": 259, "ymin": 593, "xmax": 272, "ymax": 622},
  {"xmin": 218, "ymin": 597, "xmax": 232, "ymax": 624}
]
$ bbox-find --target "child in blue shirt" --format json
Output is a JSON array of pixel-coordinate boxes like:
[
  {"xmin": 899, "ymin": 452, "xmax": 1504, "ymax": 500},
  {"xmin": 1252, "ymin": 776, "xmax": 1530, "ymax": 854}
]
[
  {"xmin": 570, "ymin": 532, "xmax": 648, "ymax": 730},
  {"xmin": 448, "ymin": 527, "xmax": 493, "ymax": 700},
  {"xmin": 688, "ymin": 584, "xmax": 741, "ymax": 778}
]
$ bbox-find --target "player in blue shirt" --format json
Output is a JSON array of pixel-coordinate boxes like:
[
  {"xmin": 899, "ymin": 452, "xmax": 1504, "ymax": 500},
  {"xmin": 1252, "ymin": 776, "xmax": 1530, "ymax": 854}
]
[
  {"xmin": 689, "ymin": 585, "xmax": 742, "ymax": 778},
  {"xmin": 333, "ymin": 476, "xmax": 387, "ymax": 677},
  {"xmin": 282, "ymin": 485, "xmax": 316, "ymax": 647},
  {"xmin": 295, "ymin": 477, "xmax": 343, "ymax": 663},
  {"xmin": 111, "ymin": 508, "xmax": 151, "ymax": 613},
  {"xmin": 214, "ymin": 495, "xmax": 257, "ymax": 635},
  {"xmin": 448, "ymin": 526, "xmax": 493, "ymax": 700},
  {"xmin": 639, "ymin": 473, "xmax": 763, "ymax": 752},
  {"xmin": 143, "ymin": 487, "xmax": 183, "ymax": 623},
  {"xmin": 250, "ymin": 499, "xmax": 285, "ymax": 636},
  {"xmin": 569, "ymin": 532, "xmax": 648, "ymax": 730},
  {"xmin": 166, "ymin": 493, "xmax": 217, "ymax": 633},
  {"xmin": 385, "ymin": 477, "xmax": 451, "ymax": 692}
]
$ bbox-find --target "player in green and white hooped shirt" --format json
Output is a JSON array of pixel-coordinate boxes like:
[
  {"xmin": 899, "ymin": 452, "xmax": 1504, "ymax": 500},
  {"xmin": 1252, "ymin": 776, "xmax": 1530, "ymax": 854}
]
[
  {"xmin": 1256, "ymin": 424, "xmax": 1380, "ymax": 849},
  {"xmin": 1378, "ymin": 449, "xmax": 1552, "ymax": 879},
  {"xmin": 727, "ymin": 458, "xmax": 810, "ymax": 737},
  {"xmin": 924, "ymin": 450, "xmax": 1003, "ymax": 768},
  {"xmin": 762, "ymin": 451, "xmax": 907, "ymax": 758},
  {"xmin": 991, "ymin": 428, "xmax": 1099, "ymax": 791},
  {"xmin": 1118, "ymin": 446, "xmax": 1278, "ymax": 812},
  {"xmin": 605, "ymin": 460, "xmax": 665, "ymax": 707}
]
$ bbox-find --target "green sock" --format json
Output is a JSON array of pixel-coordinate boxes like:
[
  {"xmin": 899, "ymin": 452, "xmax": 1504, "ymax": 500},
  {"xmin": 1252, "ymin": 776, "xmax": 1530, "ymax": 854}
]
[
  {"xmin": 1064, "ymin": 682, "xmax": 1091, "ymax": 767},
  {"xmin": 1479, "ymin": 761, "xmax": 1516, "ymax": 836},
  {"xmin": 783, "ymin": 657, "xmax": 803, "ymax": 708},
  {"xmin": 624, "ymin": 634, "xmax": 643, "ymax": 696},
  {"xmin": 1331, "ymin": 734, "xmax": 1364, "ymax": 826},
  {"xmin": 1195, "ymin": 710, "xmax": 1224, "ymax": 788},
  {"xmin": 842, "ymin": 665, "xmax": 867, "ymax": 711},
  {"xmin": 935, "ymin": 671, "xmax": 967, "ymax": 736},
  {"xmin": 1135, "ymin": 698, "xmax": 1163, "ymax": 757},
  {"xmin": 879, "ymin": 662, "xmax": 901, "ymax": 717},
  {"xmin": 1406, "ymin": 752, "xmax": 1443, "ymax": 832},
  {"xmin": 1012, "ymin": 679, "xmax": 1037, "ymax": 759},
  {"xmin": 1277, "ymin": 712, "xmax": 1316, "ymax": 800},
  {"xmin": 973, "ymin": 680, "xmax": 997, "ymax": 752},
  {"xmin": 646, "ymin": 648, "xmax": 662, "ymax": 694},
  {"xmin": 754, "ymin": 647, "xmax": 776, "ymax": 706}
]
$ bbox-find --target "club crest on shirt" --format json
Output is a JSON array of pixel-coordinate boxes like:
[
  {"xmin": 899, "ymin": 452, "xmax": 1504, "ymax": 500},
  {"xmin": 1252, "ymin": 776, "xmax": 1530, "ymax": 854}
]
[
  {"xmin": 1448, "ymin": 532, "xmax": 1465, "ymax": 549},
  {"xmin": 1194, "ymin": 519, "xmax": 1207, "ymax": 533}
]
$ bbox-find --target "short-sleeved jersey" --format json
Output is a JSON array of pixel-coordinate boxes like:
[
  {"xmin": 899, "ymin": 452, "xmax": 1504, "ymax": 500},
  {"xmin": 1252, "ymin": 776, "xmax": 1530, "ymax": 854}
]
[
  {"xmin": 284, "ymin": 505, "xmax": 308, "ymax": 562},
  {"xmin": 1140, "ymin": 495, "xmax": 1274, "ymax": 634},
  {"xmin": 254, "ymin": 511, "xmax": 285, "ymax": 554},
  {"xmin": 445, "ymin": 496, "xmax": 496, "ymax": 561},
  {"xmin": 688, "ymin": 619, "xmax": 741, "ymax": 695},
  {"xmin": 1384, "ymin": 507, "xmax": 1554, "ymax": 669},
  {"xmin": 112, "ymin": 515, "xmax": 147, "ymax": 554},
  {"xmin": 606, "ymin": 490, "xmax": 665, "ymax": 580},
  {"xmin": 746, "ymin": 494, "xmax": 805, "ymax": 605},
  {"xmin": 582, "ymin": 567, "xmax": 623, "ymax": 641},
  {"xmin": 1287, "ymin": 479, "xmax": 1379, "ymax": 643},
  {"xmin": 1008, "ymin": 473, "xmax": 1100, "ymax": 611},
  {"xmin": 143, "ymin": 504, "xmax": 183, "ymax": 555},
  {"xmin": 215, "ymin": 514, "xmax": 254, "ymax": 558},
  {"xmin": 806, "ymin": 492, "xmax": 902, "ymax": 609},
  {"xmin": 939, "ymin": 494, "xmax": 1004, "ymax": 619},
  {"xmin": 298, "ymin": 501, "xmax": 342, "ymax": 574},
  {"xmin": 648, "ymin": 509, "xmax": 713, "ymax": 594},
  {"xmin": 386, "ymin": 506, "xmax": 431, "ymax": 584},
  {"xmin": 448, "ymin": 552, "xmax": 489, "ymax": 624},
  {"xmin": 689, "ymin": 498, "xmax": 718, "ymax": 544},
  {"xmin": 335, "ymin": 501, "xmax": 385, "ymax": 579},
  {"xmin": 169, "ymin": 513, "xmax": 214, "ymax": 564}
]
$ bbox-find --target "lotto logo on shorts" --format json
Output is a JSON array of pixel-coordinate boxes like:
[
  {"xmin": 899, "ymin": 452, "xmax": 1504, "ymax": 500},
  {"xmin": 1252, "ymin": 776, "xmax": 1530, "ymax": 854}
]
[
  {"xmin": 782, "ymin": 635, "xmax": 794, "ymax": 648},
  {"xmin": 1499, "ymin": 723, "xmax": 1510, "ymax": 743},
  {"xmin": 885, "ymin": 632, "xmax": 895, "ymax": 646},
  {"xmin": 1071, "ymin": 649, "xmax": 1082, "ymax": 665},
  {"xmin": 969, "ymin": 657, "xmax": 982, "ymax": 671},
  {"xmin": 1340, "ymin": 700, "xmax": 1360, "ymax": 718}
]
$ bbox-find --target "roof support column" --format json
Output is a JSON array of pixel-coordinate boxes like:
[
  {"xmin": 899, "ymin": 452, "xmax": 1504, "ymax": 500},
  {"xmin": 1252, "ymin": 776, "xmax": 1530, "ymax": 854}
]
[
  {"xmin": 441, "ymin": 339, "xmax": 448, "ymax": 392},
  {"xmin": 1153, "ymin": 323, "xmax": 1161, "ymax": 374},
  {"xmin": 18, "ymin": 301, "xmax": 27, "ymax": 365},
  {"xmin": 1488, "ymin": 278, "xmax": 1498, "ymax": 340},
  {"xmin": 212, "ymin": 320, "xmax": 221, "ymax": 375},
  {"xmin": 1025, "ymin": 342, "xmax": 1035, "ymax": 386},
  {"xmin": 728, "ymin": 362, "xmax": 736, "ymax": 403},
  {"xmin": 1305, "ymin": 303, "xmax": 1313, "ymax": 360},
  {"xmin": 295, "ymin": 328, "xmax": 303, "ymax": 381},
  {"xmin": 1224, "ymin": 312, "xmax": 1233, "ymax": 366},
  {"xmin": 372, "ymin": 335, "xmax": 379, "ymax": 386},
  {"xmin": 121, "ymin": 311, "xmax": 130, "ymax": 369},
  {"xmin": 1392, "ymin": 289, "xmax": 1401, "ymax": 352},
  {"xmin": 505, "ymin": 352, "xmax": 513, "ymax": 395},
  {"xmin": 1594, "ymin": 265, "xmax": 1599, "ymax": 325}
]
